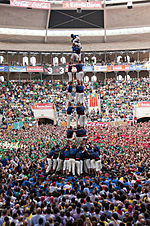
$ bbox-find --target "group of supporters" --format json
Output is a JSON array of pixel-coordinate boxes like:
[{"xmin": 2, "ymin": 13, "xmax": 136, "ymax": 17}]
[
  {"xmin": 0, "ymin": 77, "xmax": 149, "ymax": 126},
  {"xmin": 0, "ymin": 122, "xmax": 150, "ymax": 225},
  {"xmin": 46, "ymin": 143, "xmax": 102, "ymax": 176}
]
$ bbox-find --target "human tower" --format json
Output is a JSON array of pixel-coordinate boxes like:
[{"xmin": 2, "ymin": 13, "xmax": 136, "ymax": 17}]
[{"xmin": 66, "ymin": 34, "xmax": 87, "ymax": 140}]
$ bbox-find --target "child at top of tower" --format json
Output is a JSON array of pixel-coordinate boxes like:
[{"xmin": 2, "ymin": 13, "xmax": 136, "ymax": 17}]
[{"xmin": 71, "ymin": 34, "xmax": 81, "ymax": 48}]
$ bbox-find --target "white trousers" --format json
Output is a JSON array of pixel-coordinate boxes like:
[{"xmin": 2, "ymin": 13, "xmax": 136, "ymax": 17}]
[
  {"xmin": 79, "ymin": 93, "xmax": 84, "ymax": 104},
  {"xmin": 68, "ymin": 72, "xmax": 72, "ymax": 82},
  {"xmin": 71, "ymin": 53, "xmax": 80, "ymax": 62},
  {"xmin": 63, "ymin": 160, "xmax": 69, "ymax": 171},
  {"xmin": 56, "ymin": 159, "xmax": 63, "ymax": 172},
  {"xmin": 80, "ymin": 160, "xmax": 83, "ymax": 174},
  {"xmin": 46, "ymin": 158, "xmax": 52, "ymax": 173},
  {"xmin": 84, "ymin": 159, "xmax": 90, "ymax": 173},
  {"xmin": 67, "ymin": 115, "xmax": 72, "ymax": 128},
  {"xmin": 91, "ymin": 159, "xmax": 96, "ymax": 169},
  {"xmin": 95, "ymin": 160, "xmax": 102, "ymax": 172},
  {"xmin": 53, "ymin": 159, "xmax": 57, "ymax": 171},
  {"xmin": 68, "ymin": 158, "xmax": 75, "ymax": 175},
  {"xmin": 76, "ymin": 93, "xmax": 80, "ymax": 103},
  {"xmin": 80, "ymin": 115, "xmax": 85, "ymax": 127},
  {"xmin": 76, "ymin": 73, "xmax": 80, "ymax": 81},
  {"xmin": 76, "ymin": 114, "xmax": 80, "ymax": 128},
  {"xmin": 79, "ymin": 71, "xmax": 84, "ymax": 82},
  {"xmin": 75, "ymin": 160, "xmax": 80, "ymax": 176},
  {"xmin": 68, "ymin": 93, "xmax": 72, "ymax": 102}
]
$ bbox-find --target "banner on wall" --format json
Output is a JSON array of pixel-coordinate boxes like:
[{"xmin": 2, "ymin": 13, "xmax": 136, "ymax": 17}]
[
  {"xmin": 0, "ymin": 66, "xmax": 8, "ymax": 72},
  {"xmin": 94, "ymin": 65, "xmax": 106, "ymax": 72},
  {"xmin": 87, "ymin": 122, "xmax": 109, "ymax": 127},
  {"xmin": 31, "ymin": 103, "xmax": 57, "ymax": 124},
  {"xmin": 31, "ymin": 103, "xmax": 53, "ymax": 110},
  {"xmin": 135, "ymin": 101, "xmax": 150, "ymax": 119},
  {"xmin": 113, "ymin": 64, "xmax": 129, "ymax": 71},
  {"xmin": 129, "ymin": 64, "xmax": 146, "ymax": 71},
  {"xmin": 27, "ymin": 66, "xmax": 43, "ymax": 72},
  {"xmin": 63, "ymin": 1, "xmax": 102, "ymax": 9},
  {"xmin": 83, "ymin": 66, "xmax": 94, "ymax": 72},
  {"xmin": 10, "ymin": 0, "xmax": 51, "ymax": 9},
  {"xmin": 9, "ymin": 66, "xmax": 26, "ymax": 72}
]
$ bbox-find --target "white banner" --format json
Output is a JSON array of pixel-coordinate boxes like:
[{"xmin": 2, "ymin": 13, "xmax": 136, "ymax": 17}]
[{"xmin": 10, "ymin": 0, "xmax": 51, "ymax": 9}]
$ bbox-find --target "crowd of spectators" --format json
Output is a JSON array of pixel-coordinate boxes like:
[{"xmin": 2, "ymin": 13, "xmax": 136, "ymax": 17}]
[
  {"xmin": 0, "ymin": 77, "xmax": 149, "ymax": 125},
  {"xmin": 0, "ymin": 122, "xmax": 150, "ymax": 225}
]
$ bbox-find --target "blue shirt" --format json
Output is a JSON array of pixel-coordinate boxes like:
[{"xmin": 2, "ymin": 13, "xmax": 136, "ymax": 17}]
[
  {"xmin": 72, "ymin": 46, "xmax": 80, "ymax": 54},
  {"xmin": 67, "ymin": 106, "xmax": 74, "ymax": 115},
  {"xmin": 64, "ymin": 150, "xmax": 70, "ymax": 158},
  {"xmin": 67, "ymin": 129, "xmax": 73, "ymax": 138},
  {"xmin": 30, "ymin": 215, "xmax": 46, "ymax": 226},
  {"xmin": 70, "ymin": 148, "xmax": 77, "ymax": 157},
  {"xmin": 76, "ymin": 63, "xmax": 83, "ymax": 72},
  {"xmin": 67, "ymin": 85, "xmax": 72, "ymax": 93},
  {"xmin": 78, "ymin": 85, "xmax": 84, "ymax": 93}
]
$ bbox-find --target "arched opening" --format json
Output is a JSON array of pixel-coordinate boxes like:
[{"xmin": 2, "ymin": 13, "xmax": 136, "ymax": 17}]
[
  {"xmin": 38, "ymin": 118, "xmax": 54, "ymax": 125},
  {"xmin": 137, "ymin": 117, "xmax": 150, "ymax": 123}
]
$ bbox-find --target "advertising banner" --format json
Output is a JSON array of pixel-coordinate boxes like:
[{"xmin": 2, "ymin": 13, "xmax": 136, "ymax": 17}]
[
  {"xmin": 113, "ymin": 64, "xmax": 129, "ymax": 71},
  {"xmin": 10, "ymin": 0, "xmax": 51, "ymax": 9},
  {"xmin": 0, "ymin": 66, "xmax": 9, "ymax": 72},
  {"xmin": 106, "ymin": 65, "xmax": 113, "ymax": 72},
  {"xmin": 129, "ymin": 64, "xmax": 146, "ymax": 71},
  {"xmin": 63, "ymin": 1, "xmax": 102, "ymax": 9},
  {"xmin": 83, "ymin": 66, "xmax": 94, "ymax": 72},
  {"xmin": 31, "ymin": 103, "xmax": 56, "ymax": 124},
  {"xmin": 31, "ymin": 103, "xmax": 53, "ymax": 110},
  {"xmin": 9, "ymin": 66, "xmax": 26, "ymax": 72},
  {"xmin": 136, "ymin": 101, "xmax": 150, "ymax": 108},
  {"xmin": 94, "ymin": 65, "xmax": 106, "ymax": 72},
  {"xmin": 27, "ymin": 66, "xmax": 43, "ymax": 72},
  {"xmin": 87, "ymin": 122, "xmax": 109, "ymax": 127},
  {"xmin": 135, "ymin": 101, "xmax": 150, "ymax": 119}
]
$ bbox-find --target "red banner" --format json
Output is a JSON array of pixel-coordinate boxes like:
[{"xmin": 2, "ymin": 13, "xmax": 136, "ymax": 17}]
[
  {"xmin": 136, "ymin": 101, "xmax": 150, "ymax": 108},
  {"xmin": 31, "ymin": 103, "xmax": 53, "ymax": 110},
  {"xmin": 10, "ymin": 0, "xmax": 51, "ymax": 9},
  {"xmin": 113, "ymin": 65, "xmax": 129, "ymax": 71},
  {"xmin": 63, "ymin": 1, "xmax": 102, "ymax": 9},
  {"xmin": 87, "ymin": 122, "xmax": 109, "ymax": 127},
  {"xmin": 27, "ymin": 66, "xmax": 43, "ymax": 72}
]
